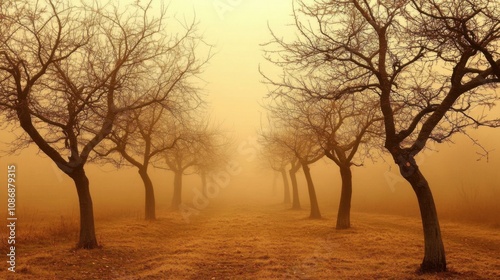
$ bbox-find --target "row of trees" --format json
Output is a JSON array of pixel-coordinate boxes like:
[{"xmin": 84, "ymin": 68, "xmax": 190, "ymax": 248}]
[
  {"xmin": 260, "ymin": 89, "xmax": 381, "ymax": 225},
  {"xmin": 0, "ymin": 0, "xmax": 230, "ymax": 249},
  {"xmin": 260, "ymin": 0, "xmax": 500, "ymax": 273}
]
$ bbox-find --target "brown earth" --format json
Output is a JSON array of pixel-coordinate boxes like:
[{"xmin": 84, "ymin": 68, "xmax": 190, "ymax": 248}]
[{"xmin": 1, "ymin": 202, "xmax": 500, "ymax": 279}]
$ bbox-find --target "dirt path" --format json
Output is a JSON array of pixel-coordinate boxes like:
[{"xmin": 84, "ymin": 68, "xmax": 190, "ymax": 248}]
[{"xmin": 2, "ymin": 202, "xmax": 500, "ymax": 279}]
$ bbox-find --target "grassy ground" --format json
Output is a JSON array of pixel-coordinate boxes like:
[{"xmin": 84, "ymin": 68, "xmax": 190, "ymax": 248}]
[{"xmin": 1, "ymin": 202, "xmax": 499, "ymax": 279}]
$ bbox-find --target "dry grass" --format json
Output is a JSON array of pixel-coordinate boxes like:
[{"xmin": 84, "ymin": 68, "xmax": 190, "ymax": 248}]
[
  {"xmin": 0, "ymin": 212, "xmax": 79, "ymax": 248},
  {"xmin": 1, "ymin": 202, "xmax": 499, "ymax": 279}
]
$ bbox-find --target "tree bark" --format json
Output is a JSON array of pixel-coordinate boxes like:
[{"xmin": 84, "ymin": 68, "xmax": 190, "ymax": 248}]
[
  {"xmin": 336, "ymin": 164, "xmax": 352, "ymax": 229},
  {"xmin": 281, "ymin": 168, "xmax": 291, "ymax": 204},
  {"xmin": 289, "ymin": 168, "xmax": 301, "ymax": 210},
  {"xmin": 301, "ymin": 162, "xmax": 321, "ymax": 219},
  {"xmin": 138, "ymin": 168, "xmax": 156, "ymax": 220},
  {"xmin": 171, "ymin": 170, "xmax": 183, "ymax": 210},
  {"xmin": 397, "ymin": 154, "xmax": 446, "ymax": 272},
  {"xmin": 70, "ymin": 167, "xmax": 99, "ymax": 249}
]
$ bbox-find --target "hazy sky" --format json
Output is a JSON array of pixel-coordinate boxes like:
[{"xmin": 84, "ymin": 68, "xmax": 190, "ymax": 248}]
[
  {"xmin": 0, "ymin": 0, "xmax": 299, "ymax": 213},
  {"xmin": 169, "ymin": 1, "xmax": 294, "ymax": 137}
]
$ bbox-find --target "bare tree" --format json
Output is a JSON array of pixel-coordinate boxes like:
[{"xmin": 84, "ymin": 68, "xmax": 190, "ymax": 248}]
[
  {"xmin": 164, "ymin": 132, "xmax": 200, "ymax": 210},
  {"xmin": 262, "ymin": 55, "xmax": 384, "ymax": 229},
  {"xmin": 0, "ymin": 0, "xmax": 208, "ymax": 248},
  {"xmin": 275, "ymin": 162, "xmax": 292, "ymax": 205},
  {"xmin": 263, "ymin": 0, "xmax": 500, "ymax": 272},
  {"xmin": 319, "ymin": 97, "xmax": 383, "ymax": 229},
  {"xmin": 293, "ymin": 94, "xmax": 383, "ymax": 229},
  {"xmin": 94, "ymin": 104, "xmax": 181, "ymax": 220},
  {"xmin": 194, "ymin": 126, "xmax": 233, "ymax": 198},
  {"xmin": 288, "ymin": 159, "xmax": 302, "ymax": 210},
  {"xmin": 259, "ymin": 136, "xmax": 294, "ymax": 204},
  {"xmin": 261, "ymin": 116, "xmax": 324, "ymax": 218},
  {"xmin": 163, "ymin": 117, "xmax": 225, "ymax": 210}
]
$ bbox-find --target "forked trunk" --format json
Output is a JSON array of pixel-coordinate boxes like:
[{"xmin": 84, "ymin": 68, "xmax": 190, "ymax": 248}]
[
  {"xmin": 336, "ymin": 165, "xmax": 352, "ymax": 229},
  {"xmin": 138, "ymin": 168, "xmax": 156, "ymax": 220},
  {"xmin": 71, "ymin": 167, "xmax": 99, "ymax": 249},
  {"xmin": 398, "ymin": 155, "xmax": 446, "ymax": 272},
  {"xmin": 301, "ymin": 162, "xmax": 321, "ymax": 219},
  {"xmin": 171, "ymin": 170, "xmax": 183, "ymax": 210},
  {"xmin": 281, "ymin": 168, "xmax": 291, "ymax": 204},
  {"xmin": 289, "ymin": 169, "xmax": 301, "ymax": 210}
]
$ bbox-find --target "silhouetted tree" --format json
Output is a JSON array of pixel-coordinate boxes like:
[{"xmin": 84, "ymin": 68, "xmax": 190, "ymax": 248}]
[
  {"xmin": 317, "ymin": 96, "xmax": 382, "ymax": 229},
  {"xmin": 0, "ymin": 0, "xmax": 208, "ymax": 248},
  {"xmin": 277, "ymin": 94, "xmax": 382, "ymax": 229},
  {"xmin": 259, "ymin": 137, "xmax": 293, "ymax": 204},
  {"xmin": 94, "ymin": 105, "xmax": 182, "ymax": 220},
  {"xmin": 263, "ymin": 47, "xmax": 384, "ymax": 229},
  {"xmin": 279, "ymin": 168, "xmax": 292, "ymax": 204},
  {"xmin": 261, "ymin": 119, "xmax": 324, "ymax": 218},
  {"xmin": 289, "ymin": 158, "xmax": 302, "ymax": 210},
  {"xmin": 264, "ymin": 0, "xmax": 500, "ymax": 272},
  {"xmin": 194, "ymin": 127, "xmax": 232, "ymax": 198},
  {"xmin": 163, "ymin": 118, "xmax": 225, "ymax": 210}
]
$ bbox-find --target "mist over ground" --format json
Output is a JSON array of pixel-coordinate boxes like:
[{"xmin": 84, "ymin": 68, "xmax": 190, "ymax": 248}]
[
  {"xmin": 2, "ymin": 128, "xmax": 499, "ymax": 226},
  {"xmin": 1, "ymin": 0, "xmax": 500, "ymax": 279}
]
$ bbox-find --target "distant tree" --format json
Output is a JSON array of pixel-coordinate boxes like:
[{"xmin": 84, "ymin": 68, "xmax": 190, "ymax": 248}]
[
  {"xmin": 259, "ymin": 137, "xmax": 293, "ymax": 204},
  {"xmin": 0, "ymin": 0, "xmax": 208, "ymax": 248},
  {"xmin": 193, "ymin": 126, "xmax": 232, "ymax": 198},
  {"xmin": 278, "ymin": 165, "xmax": 292, "ymax": 205},
  {"xmin": 94, "ymin": 105, "xmax": 182, "ymax": 220},
  {"xmin": 261, "ymin": 119, "xmax": 324, "ymax": 218},
  {"xmin": 314, "ymin": 96, "xmax": 383, "ymax": 229},
  {"xmin": 264, "ymin": 0, "xmax": 500, "ymax": 272},
  {"xmin": 288, "ymin": 158, "xmax": 302, "ymax": 210},
  {"xmin": 262, "ymin": 71, "xmax": 383, "ymax": 229},
  {"xmin": 163, "ymin": 117, "xmax": 226, "ymax": 210},
  {"xmin": 164, "ymin": 131, "xmax": 200, "ymax": 210}
]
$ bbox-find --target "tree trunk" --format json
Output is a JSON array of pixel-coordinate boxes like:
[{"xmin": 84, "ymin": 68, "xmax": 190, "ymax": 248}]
[
  {"xmin": 336, "ymin": 164, "xmax": 352, "ymax": 229},
  {"xmin": 301, "ymin": 162, "xmax": 321, "ymax": 219},
  {"xmin": 171, "ymin": 170, "xmax": 183, "ymax": 210},
  {"xmin": 201, "ymin": 171, "xmax": 207, "ymax": 197},
  {"xmin": 398, "ymin": 155, "xmax": 446, "ymax": 272},
  {"xmin": 289, "ymin": 169, "xmax": 301, "ymax": 210},
  {"xmin": 138, "ymin": 168, "xmax": 156, "ymax": 220},
  {"xmin": 281, "ymin": 168, "xmax": 291, "ymax": 204},
  {"xmin": 70, "ymin": 167, "xmax": 99, "ymax": 249}
]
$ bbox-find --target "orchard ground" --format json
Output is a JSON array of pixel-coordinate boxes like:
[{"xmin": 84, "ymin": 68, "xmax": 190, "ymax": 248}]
[{"xmin": 1, "ymin": 200, "xmax": 499, "ymax": 279}]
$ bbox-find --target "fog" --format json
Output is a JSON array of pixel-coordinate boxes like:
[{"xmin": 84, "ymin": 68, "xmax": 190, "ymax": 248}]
[
  {"xmin": 1, "ymin": 0, "xmax": 500, "ymax": 278},
  {"xmin": 1, "ymin": 127, "xmax": 499, "ymax": 226},
  {"xmin": 1, "ymin": 0, "xmax": 498, "ymax": 225},
  {"xmin": 0, "ymin": 1, "xmax": 500, "ymax": 225}
]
